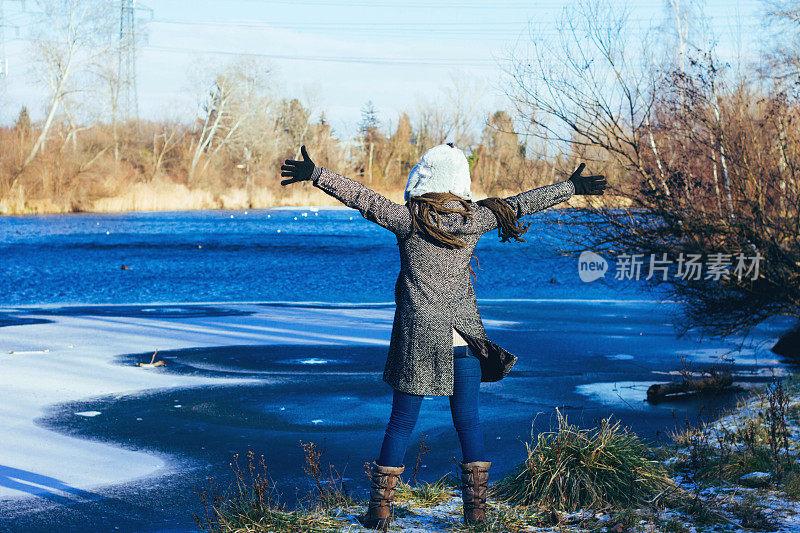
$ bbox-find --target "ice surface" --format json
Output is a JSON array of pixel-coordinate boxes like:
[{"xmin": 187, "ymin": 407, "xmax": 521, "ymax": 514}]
[
  {"xmin": 0, "ymin": 299, "xmax": 787, "ymax": 509},
  {"xmin": 606, "ymin": 353, "xmax": 635, "ymax": 360},
  {"xmin": 575, "ymin": 381, "xmax": 656, "ymax": 407},
  {"xmin": 0, "ymin": 302, "xmax": 393, "ymax": 499}
]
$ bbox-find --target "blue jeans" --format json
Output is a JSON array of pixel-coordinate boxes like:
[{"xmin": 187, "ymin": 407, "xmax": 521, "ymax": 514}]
[{"xmin": 377, "ymin": 346, "xmax": 486, "ymax": 467}]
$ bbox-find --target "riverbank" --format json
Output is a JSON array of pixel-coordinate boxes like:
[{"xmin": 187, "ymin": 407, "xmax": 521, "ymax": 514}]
[
  {"xmin": 0, "ymin": 178, "xmax": 629, "ymax": 215},
  {"xmin": 0, "ymin": 180, "xmax": 354, "ymax": 215},
  {"xmin": 203, "ymin": 376, "xmax": 800, "ymax": 532}
]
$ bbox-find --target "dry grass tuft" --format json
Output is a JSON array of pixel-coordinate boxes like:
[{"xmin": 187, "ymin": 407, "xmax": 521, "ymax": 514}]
[{"xmin": 492, "ymin": 410, "xmax": 674, "ymax": 512}]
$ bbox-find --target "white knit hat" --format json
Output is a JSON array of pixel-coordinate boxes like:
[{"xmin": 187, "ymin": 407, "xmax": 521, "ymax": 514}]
[{"xmin": 404, "ymin": 143, "xmax": 472, "ymax": 201}]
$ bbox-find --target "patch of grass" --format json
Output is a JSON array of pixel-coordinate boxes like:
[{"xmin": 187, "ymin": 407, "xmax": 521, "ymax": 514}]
[
  {"xmin": 299, "ymin": 441, "xmax": 358, "ymax": 509},
  {"xmin": 671, "ymin": 377, "xmax": 799, "ymax": 488},
  {"xmin": 659, "ymin": 516, "xmax": 690, "ymax": 533},
  {"xmin": 395, "ymin": 473, "xmax": 455, "ymax": 507},
  {"xmin": 780, "ymin": 469, "xmax": 800, "ymax": 500},
  {"xmin": 450, "ymin": 502, "xmax": 551, "ymax": 532},
  {"xmin": 193, "ymin": 450, "xmax": 348, "ymax": 533},
  {"xmin": 729, "ymin": 495, "xmax": 779, "ymax": 531},
  {"xmin": 671, "ymin": 434, "xmax": 775, "ymax": 485},
  {"xmin": 491, "ymin": 410, "xmax": 674, "ymax": 512},
  {"xmin": 684, "ymin": 498, "xmax": 729, "ymax": 528}
]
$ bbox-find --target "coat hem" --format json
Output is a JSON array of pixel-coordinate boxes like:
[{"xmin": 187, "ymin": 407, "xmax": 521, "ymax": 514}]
[
  {"xmin": 382, "ymin": 328, "xmax": 518, "ymax": 396},
  {"xmin": 453, "ymin": 327, "xmax": 518, "ymax": 383}
]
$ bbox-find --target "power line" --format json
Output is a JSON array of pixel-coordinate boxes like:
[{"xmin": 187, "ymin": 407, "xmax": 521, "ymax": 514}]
[
  {"xmin": 147, "ymin": 19, "xmax": 533, "ymax": 41},
  {"xmin": 150, "ymin": 13, "xmax": 763, "ymax": 31},
  {"xmin": 142, "ymin": 44, "xmax": 499, "ymax": 67},
  {"xmin": 145, "ymin": 15, "xmax": 763, "ymax": 43},
  {"xmin": 235, "ymin": 0, "xmax": 558, "ymax": 8},
  {"xmin": 229, "ymin": 0, "xmax": 767, "ymax": 10},
  {"xmin": 151, "ymin": 19, "xmax": 531, "ymax": 28}
]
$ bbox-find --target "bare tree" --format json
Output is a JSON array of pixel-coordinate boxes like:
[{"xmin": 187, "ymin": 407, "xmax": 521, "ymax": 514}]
[
  {"xmin": 94, "ymin": 55, "xmax": 124, "ymax": 163},
  {"xmin": 762, "ymin": 0, "xmax": 800, "ymax": 79},
  {"xmin": 277, "ymin": 99, "xmax": 312, "ymax": 159},
  {"xmin": 504, "ymin": 1, "xmax": 668, "ymax": 197},
  {"xmin": 151, "ymin": 120, "xmax": 183, "ymax": 180},
  {"xmin": 471, "ymin": 110, "xmax": 531, "ymax": 195},
  {"xmin": 189, "ymin": 58, "xmax": 272, "ymax": 180},
  {"xmin": 414, "ymin": 72, "xmax": 486, "ymax": 152},
  {"xmin": 23, "ymin": 0, "xmax": 116, "ymax": 169},
  {"xmin": 505, "ymin": 0, "xmax": 800, "ymax": 336}
]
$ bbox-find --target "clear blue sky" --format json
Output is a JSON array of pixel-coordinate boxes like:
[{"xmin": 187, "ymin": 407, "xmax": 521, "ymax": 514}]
[{"xmin": 0, "ymin": 0, "xmax": 765, "ymax": 139}]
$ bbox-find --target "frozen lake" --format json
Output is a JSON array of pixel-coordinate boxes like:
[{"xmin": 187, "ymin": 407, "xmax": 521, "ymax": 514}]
[{"xmin": 0, "ymin": 209, "xmax": 792, "ymax": 531}]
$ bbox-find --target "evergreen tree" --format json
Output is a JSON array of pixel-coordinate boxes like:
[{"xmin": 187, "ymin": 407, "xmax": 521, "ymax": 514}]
[
  {"xmin": 358, "ymin": 101, "xmax": 381, "ymax": 145},
  {"xmin": 13, "ymin": 106, "xmax": 32, "ymax": 140}
]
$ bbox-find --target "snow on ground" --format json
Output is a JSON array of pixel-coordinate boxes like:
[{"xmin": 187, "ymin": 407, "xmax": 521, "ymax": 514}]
[{"xmin": 0, "ymin": 302, "xmax": 396, "ymax": 500}]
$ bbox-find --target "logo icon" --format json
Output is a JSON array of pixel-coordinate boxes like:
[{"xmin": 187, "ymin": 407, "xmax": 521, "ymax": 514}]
[{"xmin": 578, "ymin": 251, "xmax": 608, "ymax": 282}]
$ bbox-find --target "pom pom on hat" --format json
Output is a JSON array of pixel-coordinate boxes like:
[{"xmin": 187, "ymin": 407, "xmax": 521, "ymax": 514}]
[{"xmin": 404, "ymin": 143, "xmax": 472, "ymax": 201}]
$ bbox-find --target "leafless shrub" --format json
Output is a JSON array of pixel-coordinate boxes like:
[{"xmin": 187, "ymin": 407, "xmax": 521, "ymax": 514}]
[{"xmin": 504, "ymin": 0, "xmax": 800, "ymax": 337}]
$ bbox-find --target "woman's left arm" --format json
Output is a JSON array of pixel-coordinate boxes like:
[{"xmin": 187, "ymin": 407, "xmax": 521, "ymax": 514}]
[
  {"xmin": 281, "ymin": 146, "xmax": 412, "ymax": 237},
  {"xmin": 447, "ymin": 164, "xmax": 606, "ymax": 236},
  {"xmin": 504, "ymin": 163, "xmax": 607, "ymax": 218}
]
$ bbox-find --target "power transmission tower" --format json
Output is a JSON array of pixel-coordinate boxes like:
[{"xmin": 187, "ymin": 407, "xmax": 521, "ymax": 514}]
[
  {"xmin": 0, "ymin": 2, "xmax": 27, "ymax": 79},
  {"xmin": 119, "ymin": 0, "xmax": 138, "ymax": 120},
  {"xmin": 0, "ymin": 0, "xmax": 7, "ymax": 78}
]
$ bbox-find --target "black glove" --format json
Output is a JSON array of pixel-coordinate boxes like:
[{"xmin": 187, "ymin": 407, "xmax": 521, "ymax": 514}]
[
  {"xmin": 281, "ymin": 145, "xmax": 316, "ymax": 185},
  {"xmin": 568, "ymin": 163, "xmax": 608, "ymax": 195}
]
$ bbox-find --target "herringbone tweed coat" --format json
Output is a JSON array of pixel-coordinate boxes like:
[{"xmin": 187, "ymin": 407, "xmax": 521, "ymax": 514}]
[{"xmin": 311, "ymin": 165, "xmax": 575, "ymax": 396}]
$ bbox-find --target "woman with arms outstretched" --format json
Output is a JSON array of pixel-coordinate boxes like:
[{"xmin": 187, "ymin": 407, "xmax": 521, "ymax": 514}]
[{"xmin": 281, "ymin": 143, "xmax": 606, "ymax": 528}]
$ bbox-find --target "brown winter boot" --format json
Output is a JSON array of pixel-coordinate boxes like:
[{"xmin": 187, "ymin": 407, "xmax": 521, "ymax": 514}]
[
  {"xmin": 459, "ymin": 460, "xmax": 491, "ymax": 525},
  {"xmin": 357, "ymin": 461, "xmax": 405, "ymax": 530}
]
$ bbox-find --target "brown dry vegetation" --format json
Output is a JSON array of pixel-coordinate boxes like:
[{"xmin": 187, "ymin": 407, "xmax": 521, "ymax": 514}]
[
  {"xmin": 0, "ymin": 105, "xmax": 609, "ymax": 215},
  {"xmin": 0, "ymin": 110, "xmax": 362, "ymax": 214},
  {"xmin": 502, "ymin": 0, "xmax": 800, "ymax": 336}
]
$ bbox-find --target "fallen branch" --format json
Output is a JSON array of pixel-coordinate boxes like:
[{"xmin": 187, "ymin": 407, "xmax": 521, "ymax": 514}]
[
  {"xmin": 137, "ymin": 348, "xmax": 166, "ymax": 368},
  {"xmin": 647, "ymin": 371, "xmax": 734, "ymax": 403}
]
